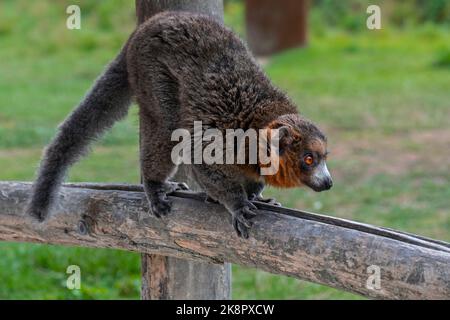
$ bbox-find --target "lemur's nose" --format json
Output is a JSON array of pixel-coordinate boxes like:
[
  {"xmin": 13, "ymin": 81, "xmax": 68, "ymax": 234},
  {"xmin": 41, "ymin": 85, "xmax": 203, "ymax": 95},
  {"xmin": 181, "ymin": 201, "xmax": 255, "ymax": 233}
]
[{"xmin": 323, "ymin": 177, "xmax": 333, "ymax": 190}]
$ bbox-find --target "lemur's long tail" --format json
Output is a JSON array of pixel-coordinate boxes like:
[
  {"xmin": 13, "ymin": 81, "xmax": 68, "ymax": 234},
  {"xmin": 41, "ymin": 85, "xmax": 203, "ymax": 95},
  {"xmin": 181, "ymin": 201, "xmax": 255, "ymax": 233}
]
[{"xmin": 27, "ymin": 41, "xmax": 132, "ymax": 221}]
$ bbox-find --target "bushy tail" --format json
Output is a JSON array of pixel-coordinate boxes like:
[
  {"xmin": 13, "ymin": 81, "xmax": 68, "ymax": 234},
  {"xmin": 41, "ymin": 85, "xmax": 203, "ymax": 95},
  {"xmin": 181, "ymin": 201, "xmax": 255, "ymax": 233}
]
[{"xmin": 27, "ymin": 42, "xmax": 132, "ymax": 221}]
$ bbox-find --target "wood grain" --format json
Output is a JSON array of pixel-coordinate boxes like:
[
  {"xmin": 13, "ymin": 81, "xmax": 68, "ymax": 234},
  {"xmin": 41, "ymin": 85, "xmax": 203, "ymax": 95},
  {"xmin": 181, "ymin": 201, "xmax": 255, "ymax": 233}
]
[{"xmin": 1, "ymin": 182, "xmax": 449, "ymax": 299}]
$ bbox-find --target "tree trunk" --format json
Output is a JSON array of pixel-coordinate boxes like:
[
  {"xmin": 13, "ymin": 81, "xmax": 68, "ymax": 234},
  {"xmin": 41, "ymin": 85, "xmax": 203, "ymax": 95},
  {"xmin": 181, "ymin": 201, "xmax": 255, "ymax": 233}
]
[
  {"xmin": 245, "ymin": 0, "xmax": 309, "ymax": 56},
  {"xmin": 135, "ymin": 0, "xmax": 230, "ymax": 300},
  {"xmin": 136, "ymin": 0, "xmax": 223, "ymax": 25}
]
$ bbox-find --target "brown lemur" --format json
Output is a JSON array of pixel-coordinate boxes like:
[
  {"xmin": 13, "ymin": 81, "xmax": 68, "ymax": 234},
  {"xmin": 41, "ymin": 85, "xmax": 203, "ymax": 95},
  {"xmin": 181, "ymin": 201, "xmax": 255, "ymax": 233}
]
[{"xmin": 27, "ymin": 12, "xmax": 332, "ymax": 238}]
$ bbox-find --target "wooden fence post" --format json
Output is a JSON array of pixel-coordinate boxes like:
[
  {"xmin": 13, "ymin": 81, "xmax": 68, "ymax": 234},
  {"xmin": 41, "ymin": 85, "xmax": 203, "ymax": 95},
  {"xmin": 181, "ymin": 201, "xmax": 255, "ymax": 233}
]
[
  {"xmin": 135, "ymin": 0, "xmax": 230, "ymax": 300},
  {"xmin": 245, "ymin": 0, "xmax": 309, "ymax": 56}
]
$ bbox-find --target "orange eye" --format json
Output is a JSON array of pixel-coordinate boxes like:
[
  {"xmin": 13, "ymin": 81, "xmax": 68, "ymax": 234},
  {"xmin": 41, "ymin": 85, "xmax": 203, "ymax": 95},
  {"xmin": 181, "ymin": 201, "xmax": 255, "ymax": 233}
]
[{"xmin": 304, "ymin": 155, "xmax": 314, "ymax": 166}]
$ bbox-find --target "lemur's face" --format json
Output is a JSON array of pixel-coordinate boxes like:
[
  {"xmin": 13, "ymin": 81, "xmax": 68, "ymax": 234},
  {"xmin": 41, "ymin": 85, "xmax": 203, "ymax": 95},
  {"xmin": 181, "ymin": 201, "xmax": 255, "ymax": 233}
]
[
  {"xmin": 296, "ymin": 137, "xmax": 332, "ymax": 192},
  {"xmin": 263, "ymin": 115, "xmax": 333, "ymax": 191}
]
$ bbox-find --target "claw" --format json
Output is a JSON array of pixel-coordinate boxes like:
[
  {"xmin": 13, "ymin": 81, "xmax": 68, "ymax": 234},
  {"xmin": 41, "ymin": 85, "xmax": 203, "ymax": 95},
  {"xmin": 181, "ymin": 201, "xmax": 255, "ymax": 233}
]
[
  {"xmin": 150, "ymin": 197, "xmax": 171, "ymax": 217},
  {"xmin": 233, "ymin": 216, "xmax": 250, "ymax": 238},
  {"xmin": 176, "ymin": 182, "xmax": 189, "ymax": 190},
  {"xmin": 231, "ymin": 203, "xmax": 258, "ymax": 238},
  {"xmin": 249, "ymin": 193, "xmax": 281, "ymax": 206},
  {"xmin": 264, "ymin": 198, "xmax": 281, "ymax": 206},
  {"xmin": 242, "ymin": 206, "xmax": 257, "ymax": 218},
  {"xmin": 236, "ymin": 212, "xmax": 253, "ymax": 228},
  {"xmin": 247, "ymin": 201, "xmax": 258, "ymax": 210},
  {"xmin": 28, "ymin": 207, "xmax": 47, "ymax": 223},
  {"xmin": 166, "ymin": 181, "xmax": 189, "ymax": 193}
]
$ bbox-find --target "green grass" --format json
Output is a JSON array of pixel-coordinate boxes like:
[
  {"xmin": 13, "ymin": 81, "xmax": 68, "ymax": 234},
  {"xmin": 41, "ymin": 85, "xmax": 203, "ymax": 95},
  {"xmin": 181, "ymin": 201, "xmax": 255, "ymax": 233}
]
[{"xmin": 0, "ymin": 1, "xmax": 449, "ymax": 299}]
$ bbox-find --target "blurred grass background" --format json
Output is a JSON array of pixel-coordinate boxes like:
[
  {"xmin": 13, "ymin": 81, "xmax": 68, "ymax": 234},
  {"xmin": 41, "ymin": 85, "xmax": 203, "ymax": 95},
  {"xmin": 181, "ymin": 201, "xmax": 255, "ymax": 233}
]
[{"xmin": 0, "ymin": 0, "xmax": 449, "ymax": 299}]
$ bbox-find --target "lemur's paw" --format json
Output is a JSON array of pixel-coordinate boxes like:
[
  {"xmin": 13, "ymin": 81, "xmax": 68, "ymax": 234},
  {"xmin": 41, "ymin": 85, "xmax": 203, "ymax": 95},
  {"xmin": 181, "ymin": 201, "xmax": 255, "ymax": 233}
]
[
  {"xmin": 26, "ymin": 205, "xmax": 48, "ymax": 223},
  {"xmin": 166, "ymin": 181, "xmax": 189, "ymax": 193},
  {"xmin": 249, "ymin": 193, "xmax": 281, "ymax": 206},
  {"xmin": 149, "ymin": 195, "xmax": 172, "ymax": 218},
  {"xmin": 232, "ymin": 202, "xmax": 258, "ymax": 239}
]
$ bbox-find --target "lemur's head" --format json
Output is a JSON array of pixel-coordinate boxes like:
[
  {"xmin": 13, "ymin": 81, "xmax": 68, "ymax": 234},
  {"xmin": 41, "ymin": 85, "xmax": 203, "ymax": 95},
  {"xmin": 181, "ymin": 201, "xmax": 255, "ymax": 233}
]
[{"xmin": 263, "ymin": 114, "xmax": 333, "ymax": 192}]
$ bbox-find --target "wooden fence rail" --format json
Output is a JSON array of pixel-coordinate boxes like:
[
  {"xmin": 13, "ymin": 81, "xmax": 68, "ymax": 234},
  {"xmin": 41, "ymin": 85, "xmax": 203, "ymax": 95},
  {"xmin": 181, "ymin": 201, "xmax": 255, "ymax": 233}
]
[{"xmin": 0, "ymin": 181, "xmax": 449, "ymax": 299}]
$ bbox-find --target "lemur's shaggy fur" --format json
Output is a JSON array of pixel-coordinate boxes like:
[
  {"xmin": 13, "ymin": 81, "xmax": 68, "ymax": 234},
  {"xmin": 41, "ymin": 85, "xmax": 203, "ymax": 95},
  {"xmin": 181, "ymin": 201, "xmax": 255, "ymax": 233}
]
[{"xmin": 28, "ymin": 12, "xmax": 332, "ymax": 238}]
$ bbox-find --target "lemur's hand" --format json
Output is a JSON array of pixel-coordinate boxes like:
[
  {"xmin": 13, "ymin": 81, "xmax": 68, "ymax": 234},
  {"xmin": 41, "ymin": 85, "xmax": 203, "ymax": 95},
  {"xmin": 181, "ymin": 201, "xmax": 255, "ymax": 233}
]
[
  {"xmin": 149, "ymin": 194, "xmax": 171, "ymax": 218},
  {"xmin": 231, "ymin": 201, "xmax": 258, "ymax": 239},
  {"xmin": 144, "ymin": 180, "xmax": 187, "ymax": 218},
  {"xmin": 249, "ymin": 193, "xmax": 281, "ymax": 206},
  {"xmin": 165, "ymin": 181, "xmax": 189, "ymax": 193},
  {"xmin": 27, "ymin": 206, "xmax": 49, "ymax": 223}
]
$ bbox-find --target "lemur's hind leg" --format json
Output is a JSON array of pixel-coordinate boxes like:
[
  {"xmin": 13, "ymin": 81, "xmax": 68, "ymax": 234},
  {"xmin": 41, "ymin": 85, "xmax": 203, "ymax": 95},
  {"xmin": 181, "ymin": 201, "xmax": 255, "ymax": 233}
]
[
  {"xmin": 139, "ymin": 109, "xmax": 185, "ymax": 217},
  {"xmin": 134, "ymin": 57, "xmax": 187, "ymax": 217},
  {"xmin": 192, "ymin": 165, "xmax": 258, "ymax": 238},
  {"xmin": 246, "ymin": 181, "xmax": 281, "ymax": 206}
]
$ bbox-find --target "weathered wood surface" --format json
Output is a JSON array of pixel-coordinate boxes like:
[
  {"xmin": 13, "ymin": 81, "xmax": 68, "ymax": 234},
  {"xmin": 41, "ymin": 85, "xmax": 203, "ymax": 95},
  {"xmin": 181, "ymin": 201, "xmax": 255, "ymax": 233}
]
[
  {"xmin": 141, "ymin": 252, "xmax": 231, "ymax": 299},
  {"xmin": 140, "ymin": 166, "xmax": 231, "ymax": 299},
  {"xmin": 1, "ymin": 182, "xmax": 450, "ymax": 299}
]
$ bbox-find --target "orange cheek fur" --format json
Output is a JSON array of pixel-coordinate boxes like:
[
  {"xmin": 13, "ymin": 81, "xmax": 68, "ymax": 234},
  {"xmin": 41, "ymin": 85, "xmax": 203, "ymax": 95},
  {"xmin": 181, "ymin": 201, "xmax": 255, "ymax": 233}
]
[{"xmin": 263, "ymin": 155, "xmax": 302, "ymax": 188}]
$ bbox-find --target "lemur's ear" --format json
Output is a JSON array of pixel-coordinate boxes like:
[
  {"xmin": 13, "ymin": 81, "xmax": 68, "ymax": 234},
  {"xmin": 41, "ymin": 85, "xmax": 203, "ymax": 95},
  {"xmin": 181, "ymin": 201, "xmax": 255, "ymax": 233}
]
[
  {"xmin": 269, "ymin": 125, "xmax": 298, "ymax": 156},
  {"xmin": 277, "ymin": 126, "xmax": 294, "ymax": 155}
]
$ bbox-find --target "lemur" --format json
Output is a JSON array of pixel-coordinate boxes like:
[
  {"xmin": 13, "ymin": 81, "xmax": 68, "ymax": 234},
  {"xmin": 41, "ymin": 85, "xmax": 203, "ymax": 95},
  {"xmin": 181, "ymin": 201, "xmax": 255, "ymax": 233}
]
[{"xmin": 27, "ymin": 12, "xmax": 332, "ymax": 238}]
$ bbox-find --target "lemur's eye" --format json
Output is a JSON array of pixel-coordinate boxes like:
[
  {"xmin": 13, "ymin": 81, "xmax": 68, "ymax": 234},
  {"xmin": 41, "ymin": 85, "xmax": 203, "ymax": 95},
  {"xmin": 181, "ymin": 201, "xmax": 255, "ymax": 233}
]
[{"xmin": 304, "ymin": 154, "xmax": 314, "ymax": 166}]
